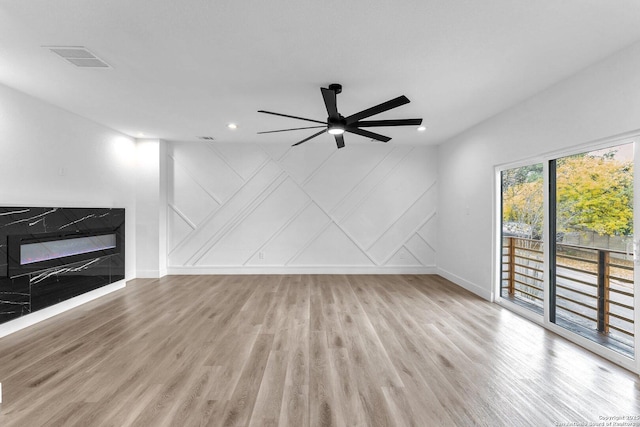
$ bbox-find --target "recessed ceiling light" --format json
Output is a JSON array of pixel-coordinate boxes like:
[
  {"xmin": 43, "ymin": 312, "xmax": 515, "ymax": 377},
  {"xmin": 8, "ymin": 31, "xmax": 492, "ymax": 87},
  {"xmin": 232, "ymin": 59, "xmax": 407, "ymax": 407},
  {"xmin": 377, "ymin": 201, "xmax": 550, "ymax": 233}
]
[
  {"xmin": 417, "ymin": 126, "xmax": 426, "ymax": 132},
  {"xmin": 137, "ymin": 132, "xmax": 145, "ymax": 137},
  {"xmin": 227, "ymin": 123, "xmax": 237, "ymax": 130}
]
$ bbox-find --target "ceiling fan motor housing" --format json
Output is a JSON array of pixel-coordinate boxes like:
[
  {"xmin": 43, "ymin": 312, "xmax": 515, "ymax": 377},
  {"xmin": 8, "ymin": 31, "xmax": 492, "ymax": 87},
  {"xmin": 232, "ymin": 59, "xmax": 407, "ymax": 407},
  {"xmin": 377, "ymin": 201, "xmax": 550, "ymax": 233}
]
[
  {"xmin": 328, "ymin": 115, "xmax": 345, "ymax": 125},
  {"xmin": 328, "ymin": 83, "xmax": 342, "ymax": 94},
  {"xmin": 327, "ymin": 115, "xmax": 346, "ymax": 134}
]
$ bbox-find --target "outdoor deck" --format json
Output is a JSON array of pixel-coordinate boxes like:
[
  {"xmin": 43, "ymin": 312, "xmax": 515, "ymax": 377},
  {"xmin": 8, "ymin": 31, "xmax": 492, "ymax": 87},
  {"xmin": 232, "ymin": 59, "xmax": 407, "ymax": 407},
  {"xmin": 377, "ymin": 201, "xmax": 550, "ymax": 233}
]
[{"xmin": 501, "ymin": 237, "xmax": 634, "ymax": 357}]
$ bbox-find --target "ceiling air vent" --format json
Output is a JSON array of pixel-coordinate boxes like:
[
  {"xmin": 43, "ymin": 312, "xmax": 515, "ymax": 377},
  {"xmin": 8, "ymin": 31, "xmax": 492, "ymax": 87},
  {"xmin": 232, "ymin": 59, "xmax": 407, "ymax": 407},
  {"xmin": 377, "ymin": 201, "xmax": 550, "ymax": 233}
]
[
  {"xmin": 197, "ymin": 136, "xmax": 215, "ymax": 141},
  {"xmin": 45, "ymin": 46, "xmax": 111, "ymax": 68}
]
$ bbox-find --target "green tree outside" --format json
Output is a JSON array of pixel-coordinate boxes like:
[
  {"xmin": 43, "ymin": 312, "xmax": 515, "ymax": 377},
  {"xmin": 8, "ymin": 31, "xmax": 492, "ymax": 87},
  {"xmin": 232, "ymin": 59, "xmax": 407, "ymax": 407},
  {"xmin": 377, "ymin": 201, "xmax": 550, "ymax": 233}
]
[
  {"xmin": 502, "ymin": 164, "xmax": 544, "ymax": 238},
  {"xmin": 556, "ymin": 154, "xmax": 633, "ymax": 236},
  {"xmin": 502, "ymin": 151, "xmax": 633, "ymax": 239}
]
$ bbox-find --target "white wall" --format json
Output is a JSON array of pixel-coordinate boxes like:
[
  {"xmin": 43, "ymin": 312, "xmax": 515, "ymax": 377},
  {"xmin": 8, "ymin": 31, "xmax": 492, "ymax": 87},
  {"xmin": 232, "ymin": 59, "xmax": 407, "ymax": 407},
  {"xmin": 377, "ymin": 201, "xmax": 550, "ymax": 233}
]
[
  {"xmin": 136, "ymin": 138, "xmax": 167, "ymax": 278},
  {"xmin": 0, "ymin": 82, "xmax": 137, "ymax": 279},
  {"xmin": 167, "ymin": 141, "xmax": 438, "ymax": 273},
  {"xmin": 437, "ymin": 40, "xmax": 640, "ymax": 300}
]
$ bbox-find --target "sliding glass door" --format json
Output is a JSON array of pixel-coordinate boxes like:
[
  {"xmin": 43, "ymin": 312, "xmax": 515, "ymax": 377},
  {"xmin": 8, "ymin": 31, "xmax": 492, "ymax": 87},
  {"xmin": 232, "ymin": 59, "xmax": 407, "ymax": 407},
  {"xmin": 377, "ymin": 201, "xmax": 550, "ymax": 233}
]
[{"xmin": 550, "ymin": 143, "xmax": 634, "ymax": 357}]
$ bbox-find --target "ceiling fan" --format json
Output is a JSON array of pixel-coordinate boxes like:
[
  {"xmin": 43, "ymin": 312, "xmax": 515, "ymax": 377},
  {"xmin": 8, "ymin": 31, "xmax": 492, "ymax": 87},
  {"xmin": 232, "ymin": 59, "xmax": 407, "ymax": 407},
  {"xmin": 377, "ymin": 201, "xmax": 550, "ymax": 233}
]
[{"xmin": 257, "ymin": 84, "xmax": 423, "ymax": 149}]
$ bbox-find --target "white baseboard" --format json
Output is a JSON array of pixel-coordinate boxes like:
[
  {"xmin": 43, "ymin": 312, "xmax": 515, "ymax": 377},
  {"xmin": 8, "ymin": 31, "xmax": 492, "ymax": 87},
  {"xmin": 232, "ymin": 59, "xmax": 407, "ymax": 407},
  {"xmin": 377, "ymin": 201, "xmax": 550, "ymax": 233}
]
[
  {"xmin": 0, "ymin": 280, "xmax": 126, "ymax": 339},
  {"xmin": 167, "ymin": 265, "xmax": 438, "ymax": 275},
  {"xmin": 136, "ymin": 269, "xmax": 166, "ymax": 278},
  {"xmin": 436, "ymin": 267, "xmax": 493, "ymax": 301}
]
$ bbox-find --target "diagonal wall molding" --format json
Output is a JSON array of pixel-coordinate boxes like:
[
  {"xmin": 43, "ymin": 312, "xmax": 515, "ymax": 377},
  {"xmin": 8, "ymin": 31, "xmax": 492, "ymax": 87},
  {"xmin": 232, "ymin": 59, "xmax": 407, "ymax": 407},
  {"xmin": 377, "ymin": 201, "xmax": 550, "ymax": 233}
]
[
  {"xmin": 378, "ymin": 210, "xmax": 437, "ymax": 266},
  {"xmin": 167, "ymin": 203, "xmax": 197, "ymax": 230},
  {"xmin": 366, "ymin": 181, "xmax": 437, "ymax": 252},
  {"xmin": 333, "ymin": 146, "xmax": 414, "ymax": 221},
  {"xmin": 205, "ymin": 144, "xmax": 246, "ymax": 182},
  {"xmin": 328, "ymin": 146, "xmax": 405, "ymax": 217},
  {"xmin": 284, "ymin": 211, "xmax": 333, "ymax": 266},
  {"xmin": 168, "ymin": 159, "xmax": 281, "ymax": 265},
  {"xmin": 277, "ymin": 164, "xmax": 380, "ymax": 266},
  {"xmin": 169, "ymin": 154, "xmax": 223, "ymax": 205},
  {"xmin": 286, "ymin": 200, "xmax": 379, "ymax": 267},
  {"xmin": 243, "ymin": 199, "xmax": 315, "ymax": 266},
  {"xmin": 300, "ymin": 147, "xmax": 338, "ymax": 187},
  {"xmin": 413, "ymin": 225, "xmax": 436, "ymax": 252},
  {"xmin": 190, "ymin": 171, "xmax": 290, "ymax": 265},
  {"xmin": 166, "ymin": 141, "xmax": 438, "ymax": 273}
]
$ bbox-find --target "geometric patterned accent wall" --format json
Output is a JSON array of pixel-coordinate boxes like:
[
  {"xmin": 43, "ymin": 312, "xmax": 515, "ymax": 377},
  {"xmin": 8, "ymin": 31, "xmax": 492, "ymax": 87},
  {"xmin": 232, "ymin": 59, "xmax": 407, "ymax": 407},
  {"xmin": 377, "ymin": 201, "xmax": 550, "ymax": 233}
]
[{"xmin": 167, "ymin": 141, "xmax": 437, "ymax": 270}]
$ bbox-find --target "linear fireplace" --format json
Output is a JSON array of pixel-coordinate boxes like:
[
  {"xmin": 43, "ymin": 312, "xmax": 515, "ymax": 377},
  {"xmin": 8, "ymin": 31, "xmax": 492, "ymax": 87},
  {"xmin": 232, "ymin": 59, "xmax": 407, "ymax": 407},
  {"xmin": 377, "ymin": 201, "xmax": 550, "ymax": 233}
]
[
  {"xmin": 8, "ymin": 229, "xmax": 121, "ymax": 278},
  {"xmin": 0, "ymin": 207, "xmax": 125, "ymax": 324}
]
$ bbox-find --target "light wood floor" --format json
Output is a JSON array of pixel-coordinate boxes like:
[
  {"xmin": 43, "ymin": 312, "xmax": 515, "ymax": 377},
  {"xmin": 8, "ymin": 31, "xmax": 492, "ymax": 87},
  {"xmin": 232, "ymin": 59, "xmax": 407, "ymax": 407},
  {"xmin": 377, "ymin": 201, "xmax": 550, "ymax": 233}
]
[{"xmin": 0, "ymin": 275, "xmax": 639, "ymax": 426}]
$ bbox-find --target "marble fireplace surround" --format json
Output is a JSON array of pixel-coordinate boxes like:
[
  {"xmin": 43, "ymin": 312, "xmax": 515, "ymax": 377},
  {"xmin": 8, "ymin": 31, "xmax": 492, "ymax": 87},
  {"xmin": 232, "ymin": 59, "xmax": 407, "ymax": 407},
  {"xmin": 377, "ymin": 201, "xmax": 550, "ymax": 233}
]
[{"xmin": 0, "ymin": 207, "xmax": 125, "ymax": 325}]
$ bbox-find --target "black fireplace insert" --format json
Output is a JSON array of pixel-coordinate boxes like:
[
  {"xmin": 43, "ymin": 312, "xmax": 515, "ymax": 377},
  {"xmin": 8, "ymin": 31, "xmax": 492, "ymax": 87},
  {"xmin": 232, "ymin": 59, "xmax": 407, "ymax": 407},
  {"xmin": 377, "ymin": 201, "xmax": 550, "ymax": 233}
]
[{"xmin": 8, "ymin": 229, "xmax": 121, "ymax": 278}]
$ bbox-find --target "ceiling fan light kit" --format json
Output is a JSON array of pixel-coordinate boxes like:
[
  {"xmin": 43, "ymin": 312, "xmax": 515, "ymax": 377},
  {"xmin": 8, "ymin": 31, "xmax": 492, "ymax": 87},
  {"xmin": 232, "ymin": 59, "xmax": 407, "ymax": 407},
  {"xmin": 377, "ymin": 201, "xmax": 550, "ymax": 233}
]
[{"xmin": 258, "ymin": 83, "xmax": 423, "ymax": 149}]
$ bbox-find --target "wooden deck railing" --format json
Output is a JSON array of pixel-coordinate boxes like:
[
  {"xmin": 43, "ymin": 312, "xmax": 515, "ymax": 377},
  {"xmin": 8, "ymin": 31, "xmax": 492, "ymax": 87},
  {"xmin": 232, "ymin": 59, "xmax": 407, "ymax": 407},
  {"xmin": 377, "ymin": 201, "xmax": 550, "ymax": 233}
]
[
  {"xmin": 501, "ymin": 237, "xmax": 544, "ymax": 308},
  {"xmin": 501, "ymin": 237, "xmax": 634, "ymax": 340}
]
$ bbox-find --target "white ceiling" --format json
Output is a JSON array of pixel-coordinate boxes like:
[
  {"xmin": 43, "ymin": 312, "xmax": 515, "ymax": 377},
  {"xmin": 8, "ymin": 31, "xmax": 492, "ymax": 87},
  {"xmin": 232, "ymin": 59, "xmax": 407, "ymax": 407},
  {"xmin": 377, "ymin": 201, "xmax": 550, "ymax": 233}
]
[{"xmin": 2, "ymin": 1, "xmax": 640, "ymax": 146}]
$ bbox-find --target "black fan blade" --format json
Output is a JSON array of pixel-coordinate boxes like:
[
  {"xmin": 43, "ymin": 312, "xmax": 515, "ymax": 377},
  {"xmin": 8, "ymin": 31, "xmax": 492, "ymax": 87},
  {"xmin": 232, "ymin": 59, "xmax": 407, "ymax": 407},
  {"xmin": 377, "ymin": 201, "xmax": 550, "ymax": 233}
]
[
  {"xmin": 334, "ymin": 134, "xmax": 345, "ymax": 149},
  {"xmin": 321, "ymin": 87, "xmax": 339, "ymax": 118},
  {"xmin": 345, "ymin": 95, "xmax": 410, "ymax": 124},
  {"xmin": 345, "ymin": 127, "xmax": 391, "ymax": 142},
  {"xmin": 258, "ymin": 125, "xmax": 326, "ymax": 134},
  {"xmin": 351, "ymin": 118, "xmax": 422, "ymax": 127},
  {"xmin": 258, "ymin": 110, "xmax": 326, "ymax": 125},
  {"xmin": 292, "ymin": 129, "xmax": 326, "ymax": 146}
]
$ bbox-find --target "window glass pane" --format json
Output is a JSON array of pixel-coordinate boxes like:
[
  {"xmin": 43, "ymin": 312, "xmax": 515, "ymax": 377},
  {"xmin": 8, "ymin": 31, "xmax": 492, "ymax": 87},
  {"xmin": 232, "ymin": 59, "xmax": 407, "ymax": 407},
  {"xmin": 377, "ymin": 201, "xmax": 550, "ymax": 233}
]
[
  {"xmin": 551, "ymin": 143, "xmax": 634, "ymax": 357},
  {"xmin": 500, "ymin": 164, "xmax": 544, "ymax": 314}
]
